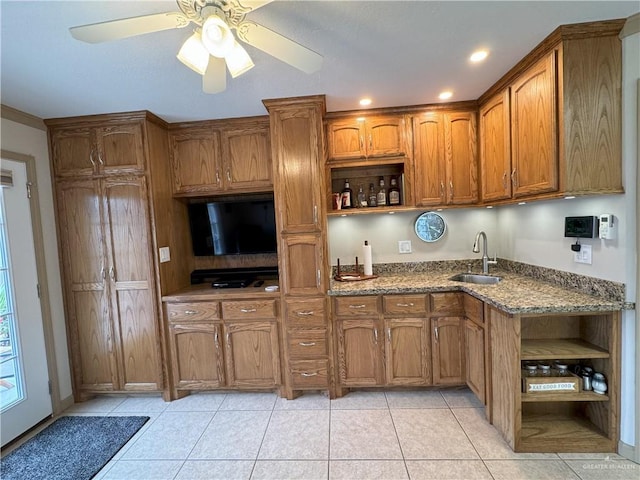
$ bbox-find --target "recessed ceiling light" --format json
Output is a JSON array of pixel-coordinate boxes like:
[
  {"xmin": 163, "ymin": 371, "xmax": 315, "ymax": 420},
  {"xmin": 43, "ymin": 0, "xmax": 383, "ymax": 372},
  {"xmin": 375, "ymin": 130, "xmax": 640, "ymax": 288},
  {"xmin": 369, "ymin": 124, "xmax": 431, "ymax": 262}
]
[
  {"xmin": 359, "ymin": 98, "xmax": 372, "ymax": 106},
  {"xmin": 438, "ymin": 91, "xmax": 453, "ymax": 100},
  {"xmin": 470, "ymin": 50, "xmax": 489, "ymax": 63}
]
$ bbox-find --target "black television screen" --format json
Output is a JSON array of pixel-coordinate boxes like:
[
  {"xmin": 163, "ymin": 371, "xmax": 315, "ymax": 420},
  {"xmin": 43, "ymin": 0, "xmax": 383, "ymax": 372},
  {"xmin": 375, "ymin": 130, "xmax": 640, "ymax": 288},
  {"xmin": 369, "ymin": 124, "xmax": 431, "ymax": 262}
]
[{"xmin": 188, "ymin": 197, "xmax": 277, "ymax": 256}]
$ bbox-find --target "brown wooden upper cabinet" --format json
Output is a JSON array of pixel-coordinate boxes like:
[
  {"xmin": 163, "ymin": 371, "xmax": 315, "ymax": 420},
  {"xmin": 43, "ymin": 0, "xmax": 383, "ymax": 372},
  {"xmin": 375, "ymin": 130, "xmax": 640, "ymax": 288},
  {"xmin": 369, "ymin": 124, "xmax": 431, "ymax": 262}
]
[
  {"xmin": 413, "ymin": 110, "xmax": 478, "ymax": 206},
  {"xmin": 50, "ymin": 122, "xmax": 145, "ymax": 178},
  {"xmin": 169, "ymin": 118, "xmax": 272, "ymax": 196},
  {"xmin": 479, "ymin": 24, "xmax": 623, "ymax": 202},
  {"xmin": 327, "ymin": 115, "xmax": 407, "ymax": 161}
]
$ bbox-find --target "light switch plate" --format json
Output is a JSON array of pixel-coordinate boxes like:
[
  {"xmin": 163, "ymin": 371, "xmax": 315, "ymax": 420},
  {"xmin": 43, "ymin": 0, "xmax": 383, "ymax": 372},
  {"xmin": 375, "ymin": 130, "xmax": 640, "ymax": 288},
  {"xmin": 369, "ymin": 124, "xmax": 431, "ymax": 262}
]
[
  {"xmin": 398, "ymin": 240, "xmax": 412, "ymax": 254},
  {"xmin": 159, "ymin": 246, "xmax": 171, "ymax": 263},
  {"xmin": 573, "ymin": 244, "xmax": 592, "ymax": 264}
]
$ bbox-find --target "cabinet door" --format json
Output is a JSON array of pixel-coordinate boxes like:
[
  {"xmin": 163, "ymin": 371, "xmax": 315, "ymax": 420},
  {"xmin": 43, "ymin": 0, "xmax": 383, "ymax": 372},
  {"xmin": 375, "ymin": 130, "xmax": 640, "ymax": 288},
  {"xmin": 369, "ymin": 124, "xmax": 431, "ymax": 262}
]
[
  {"xmin": 465, "ymin": 319, "xmax": 485, "ymax": 403},
  {"xmin": 96, "ymin": 123, "xmax": 145, "ymax": 175},
  {"xmin": 432, "ymin": 317, "xmax": 464, "ymax": 385},
  {"xmin": 385, "ymin": 319, "xmax": 430, "ymax": 386},
  {"xmin": 445, "ymin": 111, "xmax": 478, "ymax": 205},
  {"xmin": 224, "ymin": 321, "xmax": 281, "ymax": 388},
  {"xmin": 271, "ymin": 107, "xmax": 323, "ymax": 233},
  {"xmin": 103, "ymin": 176, "xmax": 162, "ymax": 391},
  {"xmin": 366, "ymin": 116, "xmax": 406, "ymax": 157},
  {"xmin": 50, "ymin": 126, "xmax": 95, "ymax": 177},
  {"xmin": 327, "ymin": 119, "xmax": 365, "ymax": 160},
  {"xmin": 480, "ymin": 90, "xmax": 512, "ymax": 201},
  {"xmin": 170, "ymin": 323, "xmax": 225, "ymax": 389},
  {"xmin": 222, "ymin": 124, "xmax": 272, "ymax": 191},
  {"xmin": 413, "ymin": 113, "xmax": 446, "ymax": 206},
  {"xmin": 511, "ymin": 52, "xmax": 558, "ymax": 197},
  {"xmin": 336, "ymin": 319, "xmax": 383, "ymax": 386},
  {"xmin": 280, "ymin": 233, "xmax": 325, "ymax": 296},
  {"xmin": 56, "ymin": 179, "xmax": 117, "ymax": 392},
  {"xmin": 170, "ymin": 128, "xmax": 222, "ymax": 195}
]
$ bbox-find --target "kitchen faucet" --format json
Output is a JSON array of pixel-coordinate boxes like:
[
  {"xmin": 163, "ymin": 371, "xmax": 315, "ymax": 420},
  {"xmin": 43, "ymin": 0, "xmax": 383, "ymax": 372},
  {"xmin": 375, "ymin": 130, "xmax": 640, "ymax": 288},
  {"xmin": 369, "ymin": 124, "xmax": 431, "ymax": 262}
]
[{"xmin": 473, "ymin": 231, "xmax": 497, "ymax": 274}]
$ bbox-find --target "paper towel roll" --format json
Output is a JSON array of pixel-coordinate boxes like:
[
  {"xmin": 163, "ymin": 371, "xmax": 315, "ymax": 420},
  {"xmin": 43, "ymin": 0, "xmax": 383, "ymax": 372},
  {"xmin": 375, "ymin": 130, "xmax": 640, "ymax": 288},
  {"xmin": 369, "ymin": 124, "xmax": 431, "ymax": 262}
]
[{"xmin": 363, "ymin": 241, "xmax": 373, "ymax": 276}]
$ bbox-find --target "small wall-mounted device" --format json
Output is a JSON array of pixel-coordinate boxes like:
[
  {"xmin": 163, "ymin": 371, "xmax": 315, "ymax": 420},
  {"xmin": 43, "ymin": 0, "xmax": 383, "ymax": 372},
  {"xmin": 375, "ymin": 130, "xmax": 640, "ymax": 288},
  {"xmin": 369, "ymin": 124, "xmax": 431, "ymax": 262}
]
[
  {"xmin": 599, "ymin": 214, "xmax": 616, "ymax": 239},
  {"xmin": 564, "ymin": 216, "xmax": 598, "ymax": 239}
]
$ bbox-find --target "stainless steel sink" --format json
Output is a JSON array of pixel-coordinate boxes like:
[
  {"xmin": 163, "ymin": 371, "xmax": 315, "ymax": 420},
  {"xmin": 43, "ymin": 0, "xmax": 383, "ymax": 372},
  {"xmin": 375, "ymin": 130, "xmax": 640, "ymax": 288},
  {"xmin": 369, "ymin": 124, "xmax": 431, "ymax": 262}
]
[{"xmin": 449, "ymin": 273, "xmax": 502, "ymax": 285}]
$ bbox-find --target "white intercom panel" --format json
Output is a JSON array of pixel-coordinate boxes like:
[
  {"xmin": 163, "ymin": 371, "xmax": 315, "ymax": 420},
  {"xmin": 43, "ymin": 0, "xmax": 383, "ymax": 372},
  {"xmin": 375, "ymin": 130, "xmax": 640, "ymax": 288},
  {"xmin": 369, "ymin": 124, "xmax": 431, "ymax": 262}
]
[{"xmin": 599, "ymin": 214, "xmax": 616, "ymax": 240}]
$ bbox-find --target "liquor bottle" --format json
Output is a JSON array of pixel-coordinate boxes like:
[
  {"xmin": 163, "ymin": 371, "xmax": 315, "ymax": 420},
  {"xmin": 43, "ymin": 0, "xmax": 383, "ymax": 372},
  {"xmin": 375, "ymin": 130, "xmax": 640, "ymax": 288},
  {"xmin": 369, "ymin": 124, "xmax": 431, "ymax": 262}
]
[
  {"xmin": 389, "ymin": 177, "xmax": 401, "ymax": 205},
  {"xmin": 368, "ymin": 183, "xmax": 377, "ymax": 207},
  {"xmin": 356, "ymin": 184, "xmax": 367, "ymax": 207},
  {"xmin": 376, "ymin": 177, "xmax": 387, "ymax": 206},
  {"xmin": 341, "ymin": 179, "xmax": 353, "ymax": 208}
]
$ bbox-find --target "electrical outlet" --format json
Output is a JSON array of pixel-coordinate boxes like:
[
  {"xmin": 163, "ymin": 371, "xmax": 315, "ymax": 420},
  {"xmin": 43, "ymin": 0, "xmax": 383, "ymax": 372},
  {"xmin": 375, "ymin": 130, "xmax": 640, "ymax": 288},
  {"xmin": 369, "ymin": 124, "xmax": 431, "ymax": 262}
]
[
  {"xmin": 159, "ymin": 246, "xmax": 171, "ymax": 263},
  {"xmin": 398, "ymin": 240, "xmax": 412, "ymax": 254},
  {"xmin": 573, "ymin": 244, "xmax": 592, "ymax": 264}
]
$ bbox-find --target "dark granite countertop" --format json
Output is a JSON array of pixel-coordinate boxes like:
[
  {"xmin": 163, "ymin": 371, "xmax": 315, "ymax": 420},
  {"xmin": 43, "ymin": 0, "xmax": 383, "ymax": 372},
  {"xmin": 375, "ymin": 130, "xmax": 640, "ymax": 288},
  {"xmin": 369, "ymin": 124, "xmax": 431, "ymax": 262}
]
[{"xmin": 328, "ymin": 268, "xmax": 627, "ymax": 315}]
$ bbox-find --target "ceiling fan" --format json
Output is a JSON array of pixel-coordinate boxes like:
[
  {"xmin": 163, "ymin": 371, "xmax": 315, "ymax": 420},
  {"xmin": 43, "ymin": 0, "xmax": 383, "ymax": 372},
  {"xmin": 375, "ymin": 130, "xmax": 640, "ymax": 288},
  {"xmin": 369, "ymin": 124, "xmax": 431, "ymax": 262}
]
[{"xmin": 69, "ymin": 0, "xmax": 323, "ymax": 93}]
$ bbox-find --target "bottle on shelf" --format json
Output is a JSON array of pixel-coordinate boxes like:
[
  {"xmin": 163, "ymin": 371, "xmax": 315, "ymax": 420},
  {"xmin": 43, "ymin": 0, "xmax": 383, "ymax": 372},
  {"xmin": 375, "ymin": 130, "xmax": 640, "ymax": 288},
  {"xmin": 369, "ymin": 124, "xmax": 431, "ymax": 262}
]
[
  {"xmin": 389, "ymin": 176, "xmax": 401, "ymax": 205},
  {"xmin": 368, "ymin": 183, "xmax": 377, "ymax": 207},
  {"xmin": 356, "ymin": 184, "xmax": 367, "ymax": 208},
  {"xmin": 376, "ymin": 177, "xmax": 387, "ymax": 206},
  {"xmin": 341, "ymin": 179, "xmax": 353, "ymax": 209}
]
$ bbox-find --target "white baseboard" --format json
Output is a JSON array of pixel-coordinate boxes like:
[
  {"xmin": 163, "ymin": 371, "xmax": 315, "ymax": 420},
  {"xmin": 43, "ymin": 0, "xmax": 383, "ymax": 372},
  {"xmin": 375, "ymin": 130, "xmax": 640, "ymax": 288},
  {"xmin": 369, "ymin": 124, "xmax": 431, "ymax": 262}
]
[{"xmin": 618, "ymin": 440, "xmax": 638, "ymax": 463}]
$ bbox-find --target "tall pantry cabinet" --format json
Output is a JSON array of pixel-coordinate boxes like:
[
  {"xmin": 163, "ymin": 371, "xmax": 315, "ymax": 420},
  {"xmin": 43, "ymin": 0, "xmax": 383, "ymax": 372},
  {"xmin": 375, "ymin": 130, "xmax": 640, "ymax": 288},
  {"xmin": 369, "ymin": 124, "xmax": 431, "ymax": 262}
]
[
  {"xmin": 46, "ymin": 111, "xmax": 180, "ymax": 400},
  {"xmin": 263, "ymin": 96, "xmax": 332, "ymax": 399}
]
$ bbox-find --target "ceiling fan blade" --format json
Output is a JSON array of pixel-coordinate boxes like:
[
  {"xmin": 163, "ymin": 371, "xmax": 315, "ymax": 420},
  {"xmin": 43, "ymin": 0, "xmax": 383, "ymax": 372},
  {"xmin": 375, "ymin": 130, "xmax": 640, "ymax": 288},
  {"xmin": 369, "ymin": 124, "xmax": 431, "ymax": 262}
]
[
  {"xmin": 203, "ymin": 56, "xmax": 227, "ymax": 94},
  {"xmin": 70, "ymin": 12, "xmax": 190, "ymax": 43},
  {"xmin": 236, "ymin": 21, "xmax": 322, "ymax": 74},
  {"xmin": 238, "ymin": 1, "xmax": 274, "ymax": 13}
]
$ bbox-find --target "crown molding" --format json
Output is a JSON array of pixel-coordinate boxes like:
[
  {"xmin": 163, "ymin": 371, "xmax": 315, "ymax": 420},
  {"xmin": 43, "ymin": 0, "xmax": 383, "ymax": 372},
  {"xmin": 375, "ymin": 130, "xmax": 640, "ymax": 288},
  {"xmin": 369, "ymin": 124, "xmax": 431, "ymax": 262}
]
[
  {"xmin": 1, "ymin": 104, "xmax": 46, "ymax": 131},
  {"xmin": 620, "ymin": 13, "xmax": 640, "ymax": 39}
]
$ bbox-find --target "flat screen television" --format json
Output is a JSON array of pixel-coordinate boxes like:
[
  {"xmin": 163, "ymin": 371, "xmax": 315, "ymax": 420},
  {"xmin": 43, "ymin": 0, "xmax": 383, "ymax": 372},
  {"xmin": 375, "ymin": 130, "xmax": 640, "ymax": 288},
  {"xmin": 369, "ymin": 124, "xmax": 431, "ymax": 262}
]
[{"xmin": 187, "ymin": 197, "xmax": 277, "ymax": 256}]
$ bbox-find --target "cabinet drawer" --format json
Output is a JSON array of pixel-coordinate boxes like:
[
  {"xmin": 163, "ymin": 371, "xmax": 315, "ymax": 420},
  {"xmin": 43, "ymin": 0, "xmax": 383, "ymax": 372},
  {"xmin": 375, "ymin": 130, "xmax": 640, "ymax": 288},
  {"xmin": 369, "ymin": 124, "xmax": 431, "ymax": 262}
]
[
  {"xmin": 288, "ymin": 329, "xmax": 327, "ymax": 357},
  {"xmin": 289, "ymin": 359, "xmax": 329, "ymax": 388},
  {"xmin": 464, "ymin": 294, "xmax": 484, "ymax": 325},
  {"xmin": 334, "ymin": 296, "xmax": 379, "ymax": 317},
  {"xmin": 166, "ymin": 302, "xmax": 220, "ymax": 322},
  {"xmin": 286, "ymin": 298, "xmax": 326, "ymax": 327},
  {"xmin": 222, "ymin": 299, "xmax": 277, "ymax": 320},
  {"xmin": 383, "ymin": 294, "xmax": 427, "ymax": 315},
  {"xmin": 430, "ymin": 293, "xmax": 464, "ymax": 315}
]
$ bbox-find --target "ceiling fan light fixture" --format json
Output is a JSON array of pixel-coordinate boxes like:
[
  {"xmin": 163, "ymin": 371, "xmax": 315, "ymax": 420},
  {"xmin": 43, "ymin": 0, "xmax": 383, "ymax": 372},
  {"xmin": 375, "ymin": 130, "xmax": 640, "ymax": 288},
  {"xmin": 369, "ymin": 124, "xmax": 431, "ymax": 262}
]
[
  {"xmin": 177, "ymin": 31, "xmax": 210, "ymax": 75},
  {"xmin": 226, "ymin": 41, "xmax": 254, "ymax": 78},
  {"xmin": 201, "ymin": 13, "xmax": 234, "ymax": 58}
]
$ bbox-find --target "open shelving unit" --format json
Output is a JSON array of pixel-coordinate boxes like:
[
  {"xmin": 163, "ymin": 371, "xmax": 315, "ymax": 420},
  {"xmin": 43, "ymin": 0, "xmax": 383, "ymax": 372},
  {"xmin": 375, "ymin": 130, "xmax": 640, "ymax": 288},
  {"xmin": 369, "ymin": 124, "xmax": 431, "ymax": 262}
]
[{"xmin": 489, "ymin": 308, "xmax": 620, "ymax": 453}]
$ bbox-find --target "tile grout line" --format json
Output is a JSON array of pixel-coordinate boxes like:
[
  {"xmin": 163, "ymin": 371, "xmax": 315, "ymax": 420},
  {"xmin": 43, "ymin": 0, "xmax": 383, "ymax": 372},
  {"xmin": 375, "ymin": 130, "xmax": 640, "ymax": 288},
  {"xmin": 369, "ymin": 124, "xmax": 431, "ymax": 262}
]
[
  {"xmin": 171, "ymin": 394, "xmax": 227, "ymax": 480},
  {"xmin": 248, "ymin": 396, "xmax": 277, "ymax": 479},
  {"xmin": 449, "ymin": 403, "xmax": 497, "ymax": 480},
  {"xmin": 384, "ymin": 390, "xmax": 411, "ymax": 479}
]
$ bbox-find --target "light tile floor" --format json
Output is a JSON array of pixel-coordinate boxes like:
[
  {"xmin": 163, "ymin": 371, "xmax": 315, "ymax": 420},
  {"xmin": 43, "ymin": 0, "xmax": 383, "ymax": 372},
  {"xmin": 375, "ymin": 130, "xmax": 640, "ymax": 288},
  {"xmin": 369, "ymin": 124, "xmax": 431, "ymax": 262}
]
[{"xmin": 52, "ymin": 388, "xmax": 640, "ymax": 479}]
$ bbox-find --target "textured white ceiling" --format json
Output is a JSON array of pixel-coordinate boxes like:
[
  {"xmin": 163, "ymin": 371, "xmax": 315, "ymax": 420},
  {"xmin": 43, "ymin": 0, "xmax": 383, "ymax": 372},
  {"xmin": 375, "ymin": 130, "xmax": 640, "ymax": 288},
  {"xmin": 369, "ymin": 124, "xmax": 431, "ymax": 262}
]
[{"xmin": 1, "ymin": 1, "xmax": 638, "ymax": 123}]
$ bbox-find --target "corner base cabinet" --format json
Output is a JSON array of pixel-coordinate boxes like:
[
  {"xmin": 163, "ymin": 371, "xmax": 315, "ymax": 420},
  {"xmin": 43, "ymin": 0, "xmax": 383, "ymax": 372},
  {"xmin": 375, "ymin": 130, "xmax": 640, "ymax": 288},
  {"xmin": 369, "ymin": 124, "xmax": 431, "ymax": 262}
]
[{"xmin": 489, "ymin": 306, "xmax": 620, "ymax": 452}]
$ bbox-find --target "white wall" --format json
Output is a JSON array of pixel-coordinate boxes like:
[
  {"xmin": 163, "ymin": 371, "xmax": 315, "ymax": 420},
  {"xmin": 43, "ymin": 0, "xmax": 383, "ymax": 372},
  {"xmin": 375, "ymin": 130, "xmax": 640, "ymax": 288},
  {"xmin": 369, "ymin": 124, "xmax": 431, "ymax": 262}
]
[
  {"xmin": 0, "ymin": 118, "xmax": 73, "ymax": 403},
  {"xmin": 328, "ymin": 207, "xmax": 498, "ymax": 266}
]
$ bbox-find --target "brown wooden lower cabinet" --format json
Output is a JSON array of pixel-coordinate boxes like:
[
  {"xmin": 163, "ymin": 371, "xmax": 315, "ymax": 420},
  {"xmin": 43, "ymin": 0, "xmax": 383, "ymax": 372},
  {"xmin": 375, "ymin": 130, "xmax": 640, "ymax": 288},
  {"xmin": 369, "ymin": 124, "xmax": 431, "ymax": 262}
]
[
  {"xmin": 464, "ymin": 319, "xmax": 485, "ymax": 403},
  {"xmin": 385, "ymin": 318, "xmax": 431, "ymax": 385},
  {"xmin": 165, "ymin": 299, "xmax": 281, "ymax": 396},
  {"xmin": 489, "ymin": 305, "xmax": 620, "ymax": 452},
  {"xmin": 431, "ymin": 317, "xmax": 465, "ymax": 385},
  {"xmin": 336, "ymin": 318, "xmax": 384, "ymax": 386}
]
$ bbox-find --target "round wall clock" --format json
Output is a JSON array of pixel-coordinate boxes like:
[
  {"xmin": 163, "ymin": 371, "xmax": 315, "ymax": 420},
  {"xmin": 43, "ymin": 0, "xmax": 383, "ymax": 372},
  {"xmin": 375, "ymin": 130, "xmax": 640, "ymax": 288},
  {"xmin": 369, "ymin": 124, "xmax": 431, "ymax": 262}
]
[{"xmin": 414, "ymin": 212, "xmax": 446, "ymax": 242}]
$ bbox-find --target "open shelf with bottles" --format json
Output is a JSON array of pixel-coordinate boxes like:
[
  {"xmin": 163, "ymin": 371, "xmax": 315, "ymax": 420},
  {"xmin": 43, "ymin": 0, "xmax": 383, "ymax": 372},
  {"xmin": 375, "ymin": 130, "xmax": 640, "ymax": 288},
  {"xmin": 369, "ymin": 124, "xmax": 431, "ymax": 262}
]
[{"xmin": 327, "ymin": 160, "xmax": 413, "ymax": 215}]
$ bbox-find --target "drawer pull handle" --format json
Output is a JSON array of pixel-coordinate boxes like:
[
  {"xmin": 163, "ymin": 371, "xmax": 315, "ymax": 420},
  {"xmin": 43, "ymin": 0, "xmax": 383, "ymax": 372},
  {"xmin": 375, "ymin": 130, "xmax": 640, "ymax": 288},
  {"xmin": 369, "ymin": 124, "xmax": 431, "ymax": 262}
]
[
  {"xmin": 240, "ymin": 308, "xmax": 257, "ymax": 313},
  {"xmin": 299, "ymin": 342, "xmax": 316, "ymax": 347},
  {"xmin": 301, "ymin": 372, "xmax": 318, "ymax": 377},
  {"xmin": 296, "ymin": 310, "xmax": 314, "ymax": 316},
  {"xmin": 373, "ymin": 328, "xmax": 378, "ymax": 344},
  {"xmin": 349, "ymin": 304, "xmax": 366, "ymax": 309},
  {"xmin": 396, "ymin": 302, "xmax": 414, "ymax": 307},
  {"xmin": 184, "ymin": 310, "xmax": 197, "ymax": 315}
]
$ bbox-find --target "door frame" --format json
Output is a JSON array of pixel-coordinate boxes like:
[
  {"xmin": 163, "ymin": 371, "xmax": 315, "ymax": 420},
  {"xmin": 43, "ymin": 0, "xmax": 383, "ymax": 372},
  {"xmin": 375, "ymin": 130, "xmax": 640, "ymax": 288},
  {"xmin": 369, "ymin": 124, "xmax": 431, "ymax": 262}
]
[{"xmin": 1, "ymin": 149, "xmax": 62, "ymax": 414}]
